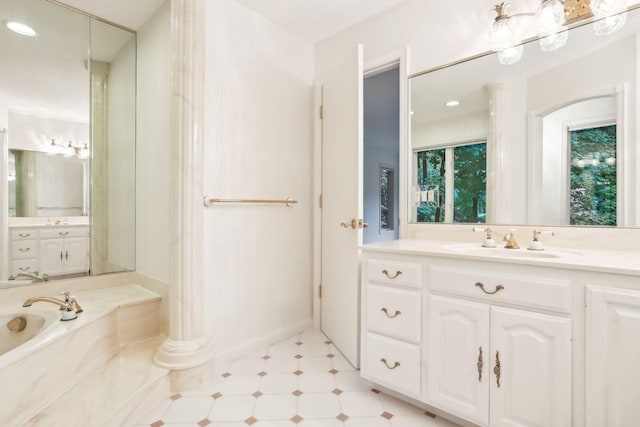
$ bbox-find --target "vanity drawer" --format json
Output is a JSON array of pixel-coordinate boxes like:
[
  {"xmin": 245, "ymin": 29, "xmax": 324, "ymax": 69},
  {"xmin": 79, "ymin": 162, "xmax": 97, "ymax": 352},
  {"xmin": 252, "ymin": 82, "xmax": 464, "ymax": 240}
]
[
  {"xmin": 11, "ymin": 240, "xmax": 37, "ymax": 260},
  {"xmin": 364, "ymin": 332, "xmax": 421, "ymax": 397},
  {"xmin": 11, "ymin": 259, "xmax": 37, "ymax": 275},
  {"xmin": 11, "ymin": 229, "xmax": 38, "ymax": 241},
  {"xmin": 367, "ymin": 258, "xmax": 422, "ymax": 288},
  {"xmin": 39, "ymin": 228, "xmax": 88, "ymax": 239},
  {"xmin": 429, "ymin": 266, "xmax": 572, "ymax": 314},
  {"xmin": 366, "ymin": 284, "xmax": 421, "ymax": 343}
]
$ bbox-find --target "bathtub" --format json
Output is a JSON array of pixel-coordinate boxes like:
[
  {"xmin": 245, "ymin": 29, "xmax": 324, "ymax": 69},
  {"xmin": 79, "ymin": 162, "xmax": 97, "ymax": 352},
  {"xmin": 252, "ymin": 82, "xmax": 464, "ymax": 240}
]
[
  {"xmin": 0, "ymin": 309, "xmax": 58, "ymax": 357},
  {"xmin": 0, "ymin": 284, "xmax": 162, "ymax": 427}
]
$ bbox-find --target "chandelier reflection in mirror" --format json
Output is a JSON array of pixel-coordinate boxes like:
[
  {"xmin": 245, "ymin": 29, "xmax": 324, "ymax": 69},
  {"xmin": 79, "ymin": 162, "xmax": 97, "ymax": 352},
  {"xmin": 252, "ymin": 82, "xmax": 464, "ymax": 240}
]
[{"xmin": 489, "ymin": 0, "xmax": 629, "ymax": 64}]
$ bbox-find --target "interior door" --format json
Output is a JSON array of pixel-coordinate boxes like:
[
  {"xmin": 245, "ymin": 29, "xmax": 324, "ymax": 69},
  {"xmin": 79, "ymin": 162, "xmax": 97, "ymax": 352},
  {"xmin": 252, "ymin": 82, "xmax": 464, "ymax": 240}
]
[{"xmin": 321, "ymin": 45, "xmax": 364, "ymax": 367}]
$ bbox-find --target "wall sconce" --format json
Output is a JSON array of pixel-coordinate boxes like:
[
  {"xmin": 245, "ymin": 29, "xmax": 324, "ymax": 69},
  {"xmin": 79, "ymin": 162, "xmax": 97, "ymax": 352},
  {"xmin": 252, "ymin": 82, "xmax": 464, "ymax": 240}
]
[
  {"xmin": 49, "ymin": 138, "xmax": 89, "ymax": 159},
  {"xmin": 489, "ymin": 0, "xmax": 628, "ymax": 64}
]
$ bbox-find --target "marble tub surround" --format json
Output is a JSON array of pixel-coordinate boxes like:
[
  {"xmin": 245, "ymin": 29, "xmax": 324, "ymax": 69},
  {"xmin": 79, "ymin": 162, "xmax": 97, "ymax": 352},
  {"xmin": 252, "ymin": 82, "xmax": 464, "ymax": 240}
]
[
  {"xmin": 25, "ymin": 335, "xmax": 170, "ymax": 427},
  {"xmin": 131, "ymin": 329, "xmax": 461, "ymax": 427},
  {"xmin": 0, "ymin": 284, "xmax": 162, "ymax": 427}
]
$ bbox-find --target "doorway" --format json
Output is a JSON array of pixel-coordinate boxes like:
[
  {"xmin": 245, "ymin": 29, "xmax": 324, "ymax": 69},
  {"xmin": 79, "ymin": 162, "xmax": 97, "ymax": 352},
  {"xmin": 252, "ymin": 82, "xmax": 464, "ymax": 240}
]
[{"xmin": 363, "ymin": 66, "xmax": 400, "ymax": 244}]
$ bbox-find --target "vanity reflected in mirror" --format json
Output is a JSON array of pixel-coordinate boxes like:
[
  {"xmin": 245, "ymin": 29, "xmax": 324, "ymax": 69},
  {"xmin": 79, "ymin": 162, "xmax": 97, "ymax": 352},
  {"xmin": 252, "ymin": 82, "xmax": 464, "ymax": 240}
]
[
  {"xmin": 0, "ymin": 0, "xmax": 136, "ymax": 285},
  {"xmin": 409, "ymin": 7, "xmax": 639, "ymax": 228}
]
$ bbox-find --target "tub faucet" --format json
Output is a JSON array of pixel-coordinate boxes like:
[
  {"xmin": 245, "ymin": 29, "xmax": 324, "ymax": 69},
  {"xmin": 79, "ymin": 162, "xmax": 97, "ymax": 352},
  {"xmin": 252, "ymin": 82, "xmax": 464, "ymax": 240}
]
[
  {"xmin": 22, "ymin": 291, "xmax": 82, "ymax": 321},
  {"xmin": 9, "ymin": 272, "xmax": 49, "ymax": 282}
]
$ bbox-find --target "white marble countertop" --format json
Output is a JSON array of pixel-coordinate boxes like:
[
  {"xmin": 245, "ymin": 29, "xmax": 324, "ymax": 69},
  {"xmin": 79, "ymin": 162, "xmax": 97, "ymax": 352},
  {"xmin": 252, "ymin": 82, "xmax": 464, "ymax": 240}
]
[
  {"xmin": 9, "ymin": 223, "xmax": 89, "ymax": 229},
  {"xmin": 362, "ymin": 239, "xmax": 640, "ymax": 276}
]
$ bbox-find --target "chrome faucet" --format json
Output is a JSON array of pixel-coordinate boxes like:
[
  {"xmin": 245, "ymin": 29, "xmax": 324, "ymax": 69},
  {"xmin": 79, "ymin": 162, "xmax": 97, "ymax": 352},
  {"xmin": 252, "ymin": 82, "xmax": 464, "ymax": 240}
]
[
  {"xmin": 22, "ymin": 291, "xmax": 83, "ymax": 321},
  {"xmin": 503, "ymin": 229, "xmax": 520, "ymax": 249},
  {"xmin": 9, "ymin": 272, "xmax": 49, "ymax": 282}
]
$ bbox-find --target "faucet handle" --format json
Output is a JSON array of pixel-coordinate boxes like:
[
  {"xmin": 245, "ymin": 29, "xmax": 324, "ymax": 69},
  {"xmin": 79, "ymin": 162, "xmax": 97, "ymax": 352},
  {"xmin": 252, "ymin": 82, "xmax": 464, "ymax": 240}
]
[
  {"xmin": 529, "ymin": 230, "xmax": 554, "ymax": 251},
  {"xmin": 60, "ymin": 291, "xmax": 83, "ymax": 314},
  {"xmin": 473, "ymin": 227, "xmax": 496, "ymax": 247}
]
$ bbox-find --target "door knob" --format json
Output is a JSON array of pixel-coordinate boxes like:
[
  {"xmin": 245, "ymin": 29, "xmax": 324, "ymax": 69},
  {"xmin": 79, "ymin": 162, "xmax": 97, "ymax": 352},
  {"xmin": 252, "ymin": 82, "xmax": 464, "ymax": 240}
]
[{"xmin": 340, "ymin": 219, "xmax": 368, "ymax": 229}]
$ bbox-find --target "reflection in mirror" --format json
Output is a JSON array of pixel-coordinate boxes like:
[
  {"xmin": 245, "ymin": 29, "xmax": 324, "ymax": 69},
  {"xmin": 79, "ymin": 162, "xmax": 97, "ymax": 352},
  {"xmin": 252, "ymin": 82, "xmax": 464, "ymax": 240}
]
[
  {"xmin": 0, "ymin": 0, "xmax": 136, "ymax": 284},
  {"xmin": 410, "ymin": 8, "xmax": 639, "ymax": 227},
  {"xmin": 9, "ymin": 149, "xmax": 88, "ymax": 217}
]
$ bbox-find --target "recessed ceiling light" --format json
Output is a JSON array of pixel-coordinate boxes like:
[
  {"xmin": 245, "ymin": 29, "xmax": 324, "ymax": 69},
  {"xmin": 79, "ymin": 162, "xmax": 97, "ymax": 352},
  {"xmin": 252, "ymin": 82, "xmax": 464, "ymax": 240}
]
[
  {"xmin": 445, "ymin": 100, "xmax": 460, "ymax": 107},
  {"xmin": 5, "ymin": 21, "xmax": 37, "ymax": 37}
]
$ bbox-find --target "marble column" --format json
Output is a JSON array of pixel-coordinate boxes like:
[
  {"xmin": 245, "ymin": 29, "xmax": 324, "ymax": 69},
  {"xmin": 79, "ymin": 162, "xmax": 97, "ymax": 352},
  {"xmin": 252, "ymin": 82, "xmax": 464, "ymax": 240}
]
[
  {"xmin": 486, "ymin": 83, "xmax": 512, "ymax": 224},
  {"xmin": 154, "ymin": 0, "xmax": 215, "ymax": 391},
  {"xmin": 90, "ymin": 61, "xmax": 109, "ymax": 276}
]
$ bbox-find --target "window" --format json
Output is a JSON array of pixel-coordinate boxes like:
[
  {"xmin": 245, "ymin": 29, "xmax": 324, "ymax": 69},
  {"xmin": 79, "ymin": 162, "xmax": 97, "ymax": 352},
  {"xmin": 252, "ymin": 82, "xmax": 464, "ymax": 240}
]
[
  {"xmin": 380, "ymin": 166, "xmax": 395, "ymax": 232},
  {"xmin": 569, "ymin": 124, "xmax": 617, "ymax": 226},
  {"xmin": 416, "ymin": 142, "xmax": 486, "ymax": 223}
]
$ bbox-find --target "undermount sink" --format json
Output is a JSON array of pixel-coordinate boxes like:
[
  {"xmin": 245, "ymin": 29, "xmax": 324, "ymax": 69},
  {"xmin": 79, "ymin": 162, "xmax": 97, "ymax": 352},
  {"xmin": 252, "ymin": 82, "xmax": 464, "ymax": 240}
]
[{"xmin": 443, "ymin": 243, "xmax": 581, "ymax": 259}]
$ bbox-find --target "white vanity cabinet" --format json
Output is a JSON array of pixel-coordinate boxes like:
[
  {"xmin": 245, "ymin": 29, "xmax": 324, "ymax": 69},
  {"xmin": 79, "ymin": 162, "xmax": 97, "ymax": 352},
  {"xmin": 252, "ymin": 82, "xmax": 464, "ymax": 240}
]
[
  {"xmin": 427, "ymin": 296, "xmax": 571, "ymax": 427},
  {"xmin": 586, "ymin": 286, "xmax": 640, "ymax": 427},
  {"xmin": 360, "ymin": 246, "xmax": 584, "ymax": 427},
  {"xmin": 39, "ymin": 228, "xmax": 89, "ymax": 276},
  {"xmin": 360, "ymin": 258, "xmax": 423, "ymax": 398},
  {"xmin": 9, "ymin": 228, "xmax": 39, "ymax": 275},
  {"xmin": 8, "ymin": 225, "xmax": 89, "ymax": 277}
]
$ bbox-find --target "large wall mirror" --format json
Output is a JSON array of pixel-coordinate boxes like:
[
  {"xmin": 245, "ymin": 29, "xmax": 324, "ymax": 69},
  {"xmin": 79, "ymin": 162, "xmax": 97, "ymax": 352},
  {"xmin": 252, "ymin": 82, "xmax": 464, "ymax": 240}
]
[
  {"xmin": 0, "ymin": 0, "xmax": 136, "ymax": 285},
  {"xmin": 410, "ymin": 7, "xmax": 639, "ymax": 228}
]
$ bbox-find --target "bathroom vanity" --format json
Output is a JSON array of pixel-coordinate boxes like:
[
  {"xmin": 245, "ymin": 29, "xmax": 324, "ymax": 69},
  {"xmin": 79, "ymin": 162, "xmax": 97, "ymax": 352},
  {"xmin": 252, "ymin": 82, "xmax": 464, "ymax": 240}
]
[
  {"xmin": 360, "ymin": 240, "xmax": 640, "ymax": 427},
  {"xmin": 9, "ymin": 224, "xmax": 89, "ymax": 278}
]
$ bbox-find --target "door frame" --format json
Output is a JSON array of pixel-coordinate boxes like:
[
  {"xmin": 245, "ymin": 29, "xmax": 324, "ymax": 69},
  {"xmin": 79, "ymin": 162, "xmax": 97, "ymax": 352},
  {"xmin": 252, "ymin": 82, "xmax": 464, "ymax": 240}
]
[{"xmin": 312, "ymin": 47, "xmax": 410, "ymax": 330}]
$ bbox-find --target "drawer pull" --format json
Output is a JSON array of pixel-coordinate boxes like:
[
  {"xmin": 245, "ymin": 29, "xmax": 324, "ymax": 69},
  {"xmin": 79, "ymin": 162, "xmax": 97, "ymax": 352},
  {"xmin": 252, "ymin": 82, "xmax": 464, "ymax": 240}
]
[
  {"xmin": 477, "ymin": 347, "xmax": 483, "ymax": 382},
  {"xmin": 494, "ymin": 351, "xmax": 501, "ymax": 388},
  {"xmin": 380, "ymin": 358, "xmax": 400, "ymax": 370},
  {"xmin": 475, "ymin": 282, "xmax": 504, "ymax": 295},
  {"xmin": 382, "ymin": 269, "xmax": 402, "ymax": 279},
  {"xmin": 18, "ymin": 267, "xmax": 31, "ymax": 271},
  {"xmin": 59, "ymin": 231, "xmax": 69, "ymax": 236},
  {"xmin": 18, "ymin": 248, "xmax": 31, "ymax": 252},
  {"xmin": 381, "ymin": 307, "xmax": 401, "ymax": 318},
  {"xmin": 18, "ymin": 233, "xmax": 30, "ymax": 238}
]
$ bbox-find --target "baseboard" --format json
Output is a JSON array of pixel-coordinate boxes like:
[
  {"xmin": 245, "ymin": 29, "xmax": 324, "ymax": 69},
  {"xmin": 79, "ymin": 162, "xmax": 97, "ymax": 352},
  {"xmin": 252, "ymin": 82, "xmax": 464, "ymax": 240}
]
[{"xmin": 215, "ymin": 319, "xmax": 314, "ymax": 365}]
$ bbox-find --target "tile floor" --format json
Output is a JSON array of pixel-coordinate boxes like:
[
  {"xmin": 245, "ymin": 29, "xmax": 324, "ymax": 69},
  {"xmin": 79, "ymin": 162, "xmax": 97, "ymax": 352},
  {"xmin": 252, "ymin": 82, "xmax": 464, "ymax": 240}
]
[{"xmin": 132, "ymin": 329, "xmax": 462, "ymax": 427}]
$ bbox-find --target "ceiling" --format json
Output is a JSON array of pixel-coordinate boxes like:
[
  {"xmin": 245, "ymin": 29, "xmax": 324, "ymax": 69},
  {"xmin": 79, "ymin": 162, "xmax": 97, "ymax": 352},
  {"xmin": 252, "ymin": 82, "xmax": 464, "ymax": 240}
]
[
  {"xmin": 56, "ymin": 0, "xmax": 410, "ymax": 42},
  {"xmin": 224, "ymin": 0, "xmax": 409, "ymax": 43}
]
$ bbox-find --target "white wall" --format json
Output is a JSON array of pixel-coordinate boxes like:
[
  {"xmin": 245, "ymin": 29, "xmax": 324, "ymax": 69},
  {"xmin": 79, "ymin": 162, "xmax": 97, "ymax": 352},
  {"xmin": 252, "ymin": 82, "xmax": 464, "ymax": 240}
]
[
  {"xmin": 136, "ymin": 2, "xmax": 171, "ymax": 284},
  {"xmin": 412, "ymin": 111, "xmax": 489, "ymax": 149},
  {"xmin": 7, "ymin": 112, "xmax": 89, "ymax": 153},
  {"xmin": 203, "ymin": 0, "xmax": 314, "ymax": 359}
]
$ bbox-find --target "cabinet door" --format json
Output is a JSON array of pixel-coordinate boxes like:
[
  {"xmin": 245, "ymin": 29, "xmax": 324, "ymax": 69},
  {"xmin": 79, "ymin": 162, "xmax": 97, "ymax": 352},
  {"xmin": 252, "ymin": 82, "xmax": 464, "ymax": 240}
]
[
  {"xmin": 490, "ymin": 307, "xmax": 571, "ymax": 427},
  {"xmin": 39, "ymin": 239, "xmax": 64, "ymax": 276},
  {"xmin": 586, "ymin": 286, "xmax": 640, "ymax": 427},
  {"xmin": 427, "ymin": 295, "xmax": 490, "ymax": 426},
  {"xmin": 64, "ymin": 237, "xmax": 88, "ymax": 274}
]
